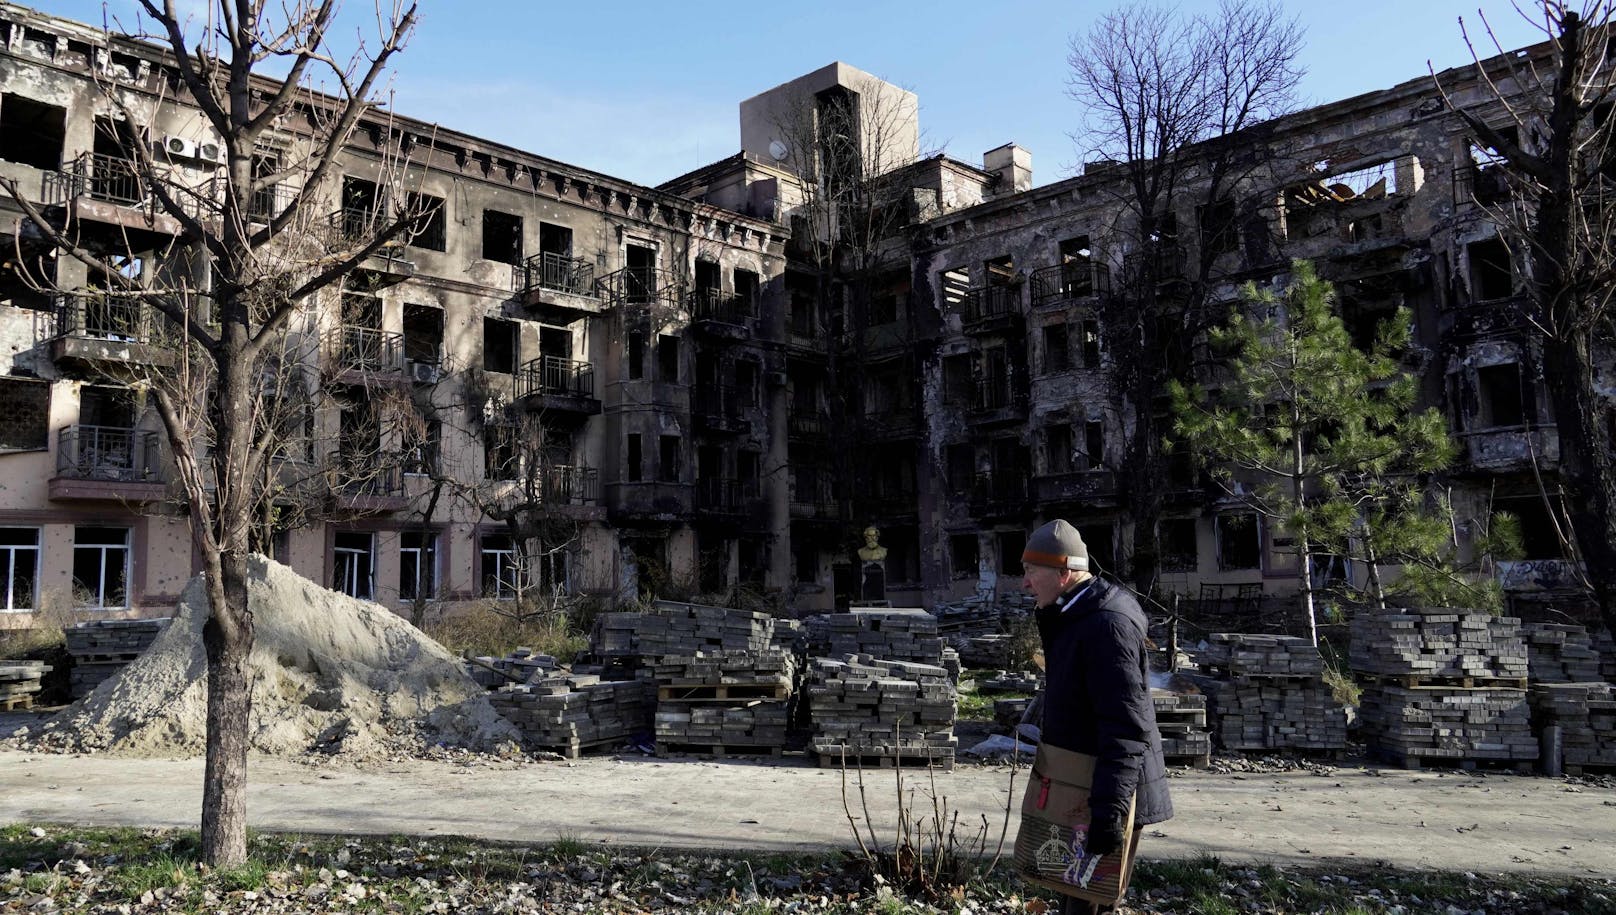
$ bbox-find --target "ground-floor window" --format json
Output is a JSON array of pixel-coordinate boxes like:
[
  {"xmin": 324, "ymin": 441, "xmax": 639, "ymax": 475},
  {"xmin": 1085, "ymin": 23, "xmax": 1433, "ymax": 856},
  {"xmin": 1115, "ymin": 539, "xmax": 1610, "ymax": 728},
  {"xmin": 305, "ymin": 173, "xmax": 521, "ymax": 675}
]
[
  {"xmin": 0, "ymin": 527, "xmax": 40, "ymax": 611},
  {"xmin": 480, "ymin": 532, "xmax": 520, "ymax": 599},
  {"xmin": 399, "ymin": 530, "xmax": 437, "ymax": 602},
  {"xmin": 73, "ymin": 526, "xmax": 129, "ymax": 609},
  {"xmin": 332, "ymin": 531, "xmax": 375, "ymax": 600}
]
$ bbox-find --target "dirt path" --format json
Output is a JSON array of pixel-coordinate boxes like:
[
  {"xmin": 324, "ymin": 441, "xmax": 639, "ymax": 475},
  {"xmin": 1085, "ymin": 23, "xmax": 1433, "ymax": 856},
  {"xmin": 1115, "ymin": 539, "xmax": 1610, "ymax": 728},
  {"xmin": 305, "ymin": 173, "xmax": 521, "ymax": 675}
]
[{"xmin": 2, "ymin": 744, "xmax": 1611, "ymax": 878}]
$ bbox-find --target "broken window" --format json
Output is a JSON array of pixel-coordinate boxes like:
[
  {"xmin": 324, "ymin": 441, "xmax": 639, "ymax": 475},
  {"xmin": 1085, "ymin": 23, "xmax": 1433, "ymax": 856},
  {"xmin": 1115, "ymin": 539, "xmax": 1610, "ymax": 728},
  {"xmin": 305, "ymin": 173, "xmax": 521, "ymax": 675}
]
[
  {"xmin": 341, "ymin": 176, "xmax": 379, "ymax": 236},
  {"xmin": 0, "ymin": 378, "xmax": 50, "ymax": 451},
  {"xmin": 794, "ymin": 540, "xmax": 818, "ymax": 585},
  {"xmin": 406, "ymin": 192, "xmax": 446, "ymax": 252},
  {"xmin": 399, "ymin": 531, "xmax": 438, "ymax": 602},
  {"xmin": 997, "ymin": 530, "xmax": 1025, "ymax": 575},
  {"xmin": 1160, "ymin": 518, "xmax": 1198, "ymax": 572},
  {"xmin": 1045, "ymin": 424, "xmax": 1073, "ymax": 475},
  {"xmin": 985, "ymin": 254, "xmax": 1015, "ymax": 287},
  {"xmin": 942, "ymin": 354, "xmax": 973, "ymax": 405},
  {"xmin": 1198, "ymin": 198, "xmax": 1238, "ymax": 255},
  {"xmin": 789, "ymin": 287, "xmax": 816, "ymax": 336},
  {"xmin": 403, "ymin": 304, "xmax": 444, "ymax": 366},
  {"xmin": 946, "ymin": 444, "xmax": 974, "ymax": 494},
  {"xmin": 80, "ymin": 385, "xmax": 135, "ymax": 428},
  {"xmin": 1468, "ymin": 237, "xmax": 1514, "ymax": 301},
  {"xmin": 483, "ymin": 423, "xmax": 519, "ymax": 481},
  {"xmin": 737, "ymin": 450, "xmax": 760, "ymax": 499},
  {"xmin": 1042, "ymin": 323, "xmax": 1070, "ymax": 374},
  {"xmin": 1477, "ymin": 362, "xmax": 1530, "ymax": 428},
  {"xmin": 0, "ymin": 94, "xmax": 65, "ymax": 169},
  {"xmin": 657, "ymin": 335, "xmax": 680, "ymax": 383},
  {"xmin": 883, "ymin": 526, "xmax": 921, "ymax": 584},
  {"xmin": 482, "ymin": 317, "xmax": 518, "ymax": 373},
  {"xmin": 626, "ymin": 433, "xmax": 642, "ymax": 483},
  {"xmin": 868, "ymin": 290, "xmax": 899, "ymax": 326},
  {"xmin": 1058, "ymin": 236, "xmax": 1096, "ymax": 297},
  {"xmin": 733, "ymin": 269, "xmax": 759, "ymax": 317},
  {"xmin": 539, "ymin": 221, "xmax": 573, "ymax": 258},
  {"xmin": 1083, "ymin": 420, "xmax": 1105, "ymax": 470},
  {"xmin": 1080, "ymin": 319, "xmax": 1101, "ymax": 368},
  {"xmin": 1464, "ymin": 128, "xmax": 1516, "ymax": 204},
  {"xmin": 0, "ymin": 527, "xmax": 40, "ymax": 611},
  {"xmin": 479, "ymin": 532, "xmax": 521, "ymax": 599},
  {"xmin": 1216, "ymin": 513, "xmax": 1261, "ymax": 571},
  {"xmin": 950, "ymin": 534, "xmax": 979, "ymax": 579},
  {"xmin": 1284, "ymin": 157, "xmax": 1415, "ymax": 239},
  {"xmin": 73, "ymin": 526, "xmax": 130, "ymax": 609},
  {"xmin": 659, "ymin": 435, "xmax": 681, "ymax": 483},
  {"xmin": 481, "ymin": 209, "xmax": 523, "ymax": 264},
  {"xmin": 734, "ymin": 360, "xmax": 758, "ymax": 409},
  {"xmin": 404, "ymin": 419, "xmax": 440, "ymax": 476},
  {"xmin": 627, "ymin": 331, "xmax": 645, "ymax": 380}
]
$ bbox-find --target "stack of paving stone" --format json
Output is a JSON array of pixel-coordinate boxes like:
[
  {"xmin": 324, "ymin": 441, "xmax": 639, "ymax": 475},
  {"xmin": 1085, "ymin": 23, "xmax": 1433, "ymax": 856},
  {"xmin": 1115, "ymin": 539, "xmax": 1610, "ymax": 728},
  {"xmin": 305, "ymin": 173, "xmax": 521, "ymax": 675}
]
[
  {"xmin": 811, "ymin": 609, "xmax": 945, "ymax": 665},
  {"xmin": 958, "ymin": 633, "xmax": 1015, "ymax": 668},
  {"xmin": 1529, "ymin": 681, "xmax": 1616, "ymax": 773},
  {"xmin": 594, "ymin": 600, "xmax": 777, "ymax": 660},
  {"xmin": 650, "ymin": 649, "xmax": 795, "ymax": 754},
  {"xmin": 806, "ymin": 654, "xmax": 958, "ymax": 769},
  {"xmin": 978, "ymin": 670, "xmax": 1041, "ymax": 693},
  {"xmin": 1523, "ymin": 623, "xmax": 1605, "ymax": 683},
  {"xmin": 464, "ymin": 648, "xmax": 558, "ymax": 688},
  {"xmin": 1197, "ymin": 633, "xmax": 1347, "ymax": 753},
  {"xmin": 0, "ymin": 661, "xmax": 50, "ymax": 710},
  {"xmin": 64, "ymin": 618, "xmax": 170, "ymax": 698},
  {"xmin": 1152, "ymin": 689, "xmax": 1212, "ymax": 765},
  {"xmin": 933, "ymin": 598, "xmax": 1002, "ymax": 640},
  {"xmin": 1594, "ymin": 627, "xmax": 1616, "ymax": 682},
  {"xmin": 487, "ymin": 674, "xmax": 653, "ymax": 756},
  {"xmin": 1352, "ymin": 608, "xmax": 1536, "ymax": 768}
]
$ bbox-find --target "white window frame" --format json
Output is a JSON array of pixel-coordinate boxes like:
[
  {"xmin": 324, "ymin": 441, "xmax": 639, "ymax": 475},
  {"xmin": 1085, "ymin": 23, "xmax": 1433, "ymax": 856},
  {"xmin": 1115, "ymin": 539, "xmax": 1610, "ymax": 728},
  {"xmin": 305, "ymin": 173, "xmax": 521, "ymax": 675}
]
[
  {"xmin": 332, "ymin": 531, "xmax": 375, "ymax": 600},
  {"xmin": 0, "ymin": 527, "xmax": 41, "ymax": 612},
  {"xmin": 399, "ymin": 530, "xmax": 438, "ymax": 602},
  {"xmin": 480, "ymin": 533, "xmax": 520, "ymax": 600},
  {"xmin": 73, "ymin": 526, "xmax": 130, "ymax": 610}
]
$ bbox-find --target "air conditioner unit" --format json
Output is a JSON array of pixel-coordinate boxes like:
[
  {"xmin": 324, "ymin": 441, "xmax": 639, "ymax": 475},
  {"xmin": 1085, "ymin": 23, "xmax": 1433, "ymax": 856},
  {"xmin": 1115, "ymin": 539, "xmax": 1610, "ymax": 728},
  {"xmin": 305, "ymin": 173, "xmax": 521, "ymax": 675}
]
[
  {"xmin": 197, "ymin": 141, "xmax": 223, "ymax": 164},
  {"xmin": 409, "ymin": 361, "xmax": 441, "ymax": 384},
  {"xmin": 163, "ymin": 135, "xmax": 197, "ymax": 159}
]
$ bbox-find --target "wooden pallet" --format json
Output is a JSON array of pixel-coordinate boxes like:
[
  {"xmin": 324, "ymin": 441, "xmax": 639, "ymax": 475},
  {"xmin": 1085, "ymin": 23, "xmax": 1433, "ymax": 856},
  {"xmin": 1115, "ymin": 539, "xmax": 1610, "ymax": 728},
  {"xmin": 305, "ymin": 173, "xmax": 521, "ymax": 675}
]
[
  {"xmin": 657, "ymin": 683, "xmax": 790, "ymax": 702},
  {"xmin": 1564, "ymin": 761, "xmax": 1616, "ymax": 776},
  {"xmin": 1362, "ymin": 673, "xmax": 1529, "ymax": 689},
  {"xmin": 813, "ymin": 747, "xmax": 956, "ymax": 771},
  {"xmin": 0, "ymin": 694, "xmax": 34, "ymax": 711},
  {"xmin": 530, "ymin": 736, "xmax": 626, "ymax": 760},
  {"xmin": 657, "ymin": 742, "xmax": 783, "ymax": 758},
  {"xmin": 1163, "ymin": 752, "xmax": 1211, "ymax": 768},
  {"xmin": 1155, "ymin": 709, "xmax": 1208, "ymax": 729},
  {"xmin": 1372, "ymin": 749, "xmax": 1535, "ymax": 773}
]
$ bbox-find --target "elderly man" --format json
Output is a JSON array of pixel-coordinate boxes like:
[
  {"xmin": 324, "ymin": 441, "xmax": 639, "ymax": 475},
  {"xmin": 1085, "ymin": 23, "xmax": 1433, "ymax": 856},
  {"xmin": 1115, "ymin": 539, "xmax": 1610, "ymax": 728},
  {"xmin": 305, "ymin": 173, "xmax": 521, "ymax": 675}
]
[{"xmin": 1022, "ymin": 519, "xmax": 1173, "ymax": 914}]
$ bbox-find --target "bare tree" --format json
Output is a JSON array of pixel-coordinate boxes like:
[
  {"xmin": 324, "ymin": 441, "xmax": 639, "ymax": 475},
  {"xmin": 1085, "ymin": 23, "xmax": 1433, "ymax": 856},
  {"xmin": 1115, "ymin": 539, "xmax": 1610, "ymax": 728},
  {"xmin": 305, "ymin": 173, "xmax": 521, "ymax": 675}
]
[
  {"xmin": 1067, "ymin": 0, "xmax": 1304, "ymax": 594},
  {"xmin": 1, "ymin": 0, "xmax": 418, "ymax": 866},
  {"xmin": 1432, "ymin": 3, "xmax": 1616, "ymax": 637}
]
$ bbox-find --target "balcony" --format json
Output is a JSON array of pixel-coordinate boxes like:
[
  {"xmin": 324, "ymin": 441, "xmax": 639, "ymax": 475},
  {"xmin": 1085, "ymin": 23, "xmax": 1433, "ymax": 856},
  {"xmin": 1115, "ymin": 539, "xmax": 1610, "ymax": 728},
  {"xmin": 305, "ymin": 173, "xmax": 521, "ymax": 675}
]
[
  {"xmin": 515, "ymin": 252, "xmax": 600, "ymax": 322},
  {"xmin": 1459, "ymin": 426, "xmax": 1560, "ymax": 474},
  {"xmin": 50, "ymin": 293, "xmax": 178, "ymax": 374},
  {"xmin": 50, "ymin": 425, "xmax": 166, "ymax": 502},
  {"xmin": 864, "ymin": 407, "xmax": 922, "ymax": 441},
  {"xmin": 607, "ymin": 481, "xmax": 693, "ymax": 522},
  {"xmin": 1453, "ymin": 163, "xmax": 1512, "ymax": 208},
  {"xmin": 1033, "ymin": 469, "xmax": 1120, "ymax": 507},
  {"xmin": 687, "ymin": 288, "xmax": 753, "ymax": 340},
  {"xmin": 694, "ymin": 478, "xmax": 759, "ymax": 524},
  {"xmin": 789, "ymin": 410, "xmax": 831, "ymax": 441},
  {"xmin": 693, "ymin": 383, "xmax": 749, "ymax": 435},
  {"xmin": 958, "ymin": 285, "xmax": 1021, "ymax": 334},
  {"xmin": 596, "ymin": 267, "xmax": 686, "ymax": 311},
  {"xmin": 515, "ymin": 356, "xmax": 601, "ymax": 421},
  {"xmin": 862, "ymin": 490, "xmax": 919, "ymax": 519},
  {"xmin": 970, "ymin": 470, "xmax": 1030, "ymax": 520},
  {"xmin": 324, "ymin": 208, "xmax": 416, "ymax": 288},
  {"xmin": 328, "ymin": 451, "xmax": 409, "ymax": 513},
  {"xmin": 43, "ymin": 152, "xmax": 186, "ymax": 243},
  {"xmin": 1030, "ymin": 262, "xmax": 1112, "ymax": 307},
  {"xmin": 967, "ymin": 378, "xmax": 1027, "ymax": 427},
  {"xmin": 1122, "ymin": 240, "xmax": 1187, "ymax": 288},
  {"xmin": 789, "ymin": 473, "xmax": 838, "ymax": 521},
  {"xmin": 328, "ymin": 325, "xmax": 405, "ymax": 381}
]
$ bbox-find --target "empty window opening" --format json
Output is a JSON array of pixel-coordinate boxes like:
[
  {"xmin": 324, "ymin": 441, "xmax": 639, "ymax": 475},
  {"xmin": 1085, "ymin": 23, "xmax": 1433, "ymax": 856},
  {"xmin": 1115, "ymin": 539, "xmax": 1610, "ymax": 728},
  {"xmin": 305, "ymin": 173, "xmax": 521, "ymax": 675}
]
[
  {"xmin": 733, "ymin": 269, "xmax": 759, "ymax": 316},
  {"xmin": 939, "ymin": 267, "xmax": 971, "ymax": 313},
  {"xmin": 657, "ymin": 334, "xmax": 680, "ymax": 383},
  {"xmin": 951, "ymin": 534, "xmax": 980, "ymax": 579},
  {"xmin": 1083, "ymin": 420, "xmax": 1105, "ymax": 470},
  {"xmin": 399, "ymin": 531, "xmax": 437, "ymax": 602},
  {"xmin": 0, "ymin": 94, "xmax": 66, "ymax": 169},
  {"xmin": 1216, "ymin": 513, "xmax": 1261, "ymax": 570},
  {"xmin": 985, "ymin": 254, "xmax": 1015, "ymax": 287},
  {"xmin": 1339, "ymin": 296, "xmax": 1398, "ymax": 353},
  {"xmin": 694, "ymin": 259, "xmax": 721, "ymax": 295},
  {"xmin": 484, "ymin": 423, "xmax": 519, "ymax": 481},
  {"xmin": 626, "ymin": 433, "xmax": 643, "ymax": 483},
  {"xmin": 73, "ymin": 526, "xmax": 130, "ymax": 609},
  {"xmin": 0, "ymin": 527, "xmax": 40, "ymax": 611},
  {"xmin": 942, "ymin": 354, "xmax": 973, "ymax": 405},
  {"xmin": 627, "ymin": 331, "xmax": 645, "ymax": 380},
  {"xmin": 1493, "ymin": 495, "xmax": 1567, "ymax": 561},
  {"xmin": 1468, "ymin": 237, "xmax": 1514, "ymax": 301},
  {"xmin": 946, "ymin": 443, "xmax": 975, "ymax": 493},
  {"xmin": 341, "ymin": 176, "xmax": 379, "ymax": 235},
  {"xmin": 0, "ymin": 378, "xmax": 51, "ymax": 451},
  {"xmin": 1042, "ymin": 323, "xmax": 1070, "ymax": 373},
  {"xmin": 480, "ymin": 532, "xmax": 521, "ymax": 598},
  {"xmin": 1198, "ymin": 198, "xmax": 1238, "ymax": 255},
  {"xmin": 1160, "ymin": 518, "xmax": 1198, "ymax": 572},
  {"xmin": 403, "ymin": 304, "xmax": 444, "ymax": 366},
  {"xmin": 794, "ymin": 540, "xmax": 818, "ymax": 585},
  {"xmin": 1477, "ymin": 362, "xmax": 1530, "ymax": 428},
  {"xmin": 1080, "ymin": 319, "xmax": 1101, "ymax": 368},
  {"xmin": 1078, "ymin": 523, "xmax": 1116, "ymax": 574},
  {"xmin": 659, "ymin": 434, "xmax": 681, "ymax": 483},
  {"xmin": 539, "ymin": 221, "xmax": 573, "ymax": 258},
  {"xmin": 1058, "ymin": 236, "xmax": 1095, "ymax": 296},
  {"xmin": 482, "ymin": 209, "xmax": 523, "ymax": 265},
  {"xmin": 734, "ymin": 360, "xmax": 759, "ymax": 408},
  {"xmin": 883, "ymin": 525, "xmax": 921, "ymax": 584},
  {"xmin": 1045, "ymin": 424, "xmax": 1073, "ymax": 475},
  {"xmin": 483, "ymin": 317, "xmax": 518, "ymax": 374},
  {"xmin": 405, "ymin": 419, "xmax": 440, "ymax": 476},
  {"xmin": 997, "ymin": 530, "xmax": 1025, "ymax": 575},
  {"xmin": 406, "ymin": 192, "xmax": 446, "ymax": 251},
  {"xmin": 80, "ymin": 385, "xmax": 135, "ymax": 428}
]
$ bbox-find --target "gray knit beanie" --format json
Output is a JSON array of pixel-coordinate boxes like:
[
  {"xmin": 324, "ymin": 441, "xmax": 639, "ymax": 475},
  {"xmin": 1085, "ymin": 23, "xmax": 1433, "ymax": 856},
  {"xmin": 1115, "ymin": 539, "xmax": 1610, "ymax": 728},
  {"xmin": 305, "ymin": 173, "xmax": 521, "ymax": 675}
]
[{"xmin": 1023, "ymin": 519, "xmax": 1089, "ymax": 571}]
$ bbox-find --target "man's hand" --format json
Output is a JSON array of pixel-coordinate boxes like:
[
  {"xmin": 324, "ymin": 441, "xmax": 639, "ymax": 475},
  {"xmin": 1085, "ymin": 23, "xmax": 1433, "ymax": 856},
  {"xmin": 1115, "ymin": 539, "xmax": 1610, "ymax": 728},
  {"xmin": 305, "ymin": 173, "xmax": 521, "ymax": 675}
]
[{"xmin": 1082, "ymin": 817, "xmax": 1124, "ymax": 857}]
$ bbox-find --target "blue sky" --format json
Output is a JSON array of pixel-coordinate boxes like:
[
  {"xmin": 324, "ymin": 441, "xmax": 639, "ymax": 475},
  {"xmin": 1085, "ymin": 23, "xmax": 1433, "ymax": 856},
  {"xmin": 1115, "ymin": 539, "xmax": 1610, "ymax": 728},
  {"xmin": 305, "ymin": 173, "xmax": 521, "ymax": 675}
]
[{"xmin": 35, "ymin": 1, "xmax": 1548, "ymax": 189}]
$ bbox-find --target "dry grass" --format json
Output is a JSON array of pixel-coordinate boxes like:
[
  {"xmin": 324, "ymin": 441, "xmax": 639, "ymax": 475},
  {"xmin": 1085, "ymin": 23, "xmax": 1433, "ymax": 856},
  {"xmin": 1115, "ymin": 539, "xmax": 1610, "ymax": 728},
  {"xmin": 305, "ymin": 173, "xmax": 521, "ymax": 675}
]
[{"xmin": 422, "ymin": 600, "xmax": 587, "ymax": 662}]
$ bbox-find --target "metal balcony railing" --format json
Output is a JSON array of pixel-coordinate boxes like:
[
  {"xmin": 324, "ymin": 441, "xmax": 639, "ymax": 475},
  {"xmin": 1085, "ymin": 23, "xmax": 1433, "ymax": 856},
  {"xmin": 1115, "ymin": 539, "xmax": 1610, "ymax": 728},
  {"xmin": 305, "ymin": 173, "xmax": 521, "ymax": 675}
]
[
  {"xmin": 959, "ymin": 285, "xmax": 1019, "ymax": 326},
  {"xmin": 1453, "ymin": 163, "xmax": 1512, "ymax": 207},
  {"xmin": 687, "ymin": 288, "xmax": 752, "ymax": 325},
  {"xmin": 695, "ymin": 477, "xmax": 742, "ymax": 513},
  {"xmin": 694, "ymin": 381, "xmax": 742, "ymax": 419},
  {"xmin": 329, "ymin": 450, "xmax": 405, "ymax": 495},
  {"xmin": 246, "ymin": 183, "xmax": 296, "ymax": 221},
  {"xmin": 974, "ymin": 377, "xmax": 1024, "ymax": 412},
  {"xmin": 1030, "ymin": 261, "xmax": 1112, "ymax": 305},
  {"xmin": 789, "ymin": 411, "xmax": 830, "ymax": 437},
  {"xmin": 517, "ymin": 355, "xmax": 595, "ymax": 399},
  {"xmin": 596, "ymin": 266, "xmax": 685, "ymax": 308},
  {"xmin": 45, "ymin": 152, "xmax": 143, "ymax": 207},
  {"xmin": 515, "ymin": 251, "xmax": 596, "ymax": 297},
  {"xmin": 972, "ymin": 469, "xmax": 1028, "ymax": 510},
  {"xmin": 55, "ymin": 293, "xmax": 156, "ymax": 342},
  {"xmin": 56, "ymin": 425, "xmax": 162, "ymax": 482},
  {"xmin": 329, "ymin": 325, "xmax": 405, "ymax": 373},
  {"xmin": 535, "ymin": 464, "xmax": 600, "ymax": 504}
]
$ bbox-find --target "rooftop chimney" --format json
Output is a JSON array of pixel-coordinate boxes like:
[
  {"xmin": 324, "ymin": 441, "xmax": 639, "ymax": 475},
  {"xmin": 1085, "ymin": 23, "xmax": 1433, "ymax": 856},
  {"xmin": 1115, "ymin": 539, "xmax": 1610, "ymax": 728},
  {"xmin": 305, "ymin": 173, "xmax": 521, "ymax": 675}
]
[{"xmin": 984, "ymin": 143, "xmax": 1032, "ymax": 196}]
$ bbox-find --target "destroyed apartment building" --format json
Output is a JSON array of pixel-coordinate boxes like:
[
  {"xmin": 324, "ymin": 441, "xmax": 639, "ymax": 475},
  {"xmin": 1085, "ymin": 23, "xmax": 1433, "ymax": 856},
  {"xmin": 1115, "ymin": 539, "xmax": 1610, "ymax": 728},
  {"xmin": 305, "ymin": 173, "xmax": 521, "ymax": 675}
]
[{"xmin": 0, "ymin": 2, "xmax": 1594, "ymax": 626}]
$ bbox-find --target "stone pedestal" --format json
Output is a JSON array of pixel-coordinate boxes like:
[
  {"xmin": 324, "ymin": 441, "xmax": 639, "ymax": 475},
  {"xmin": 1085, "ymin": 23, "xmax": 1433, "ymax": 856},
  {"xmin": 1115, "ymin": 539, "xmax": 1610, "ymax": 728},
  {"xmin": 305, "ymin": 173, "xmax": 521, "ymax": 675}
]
[{"xmin": 860, "ymin": 561, "xmax": 886, "ymax": 602}]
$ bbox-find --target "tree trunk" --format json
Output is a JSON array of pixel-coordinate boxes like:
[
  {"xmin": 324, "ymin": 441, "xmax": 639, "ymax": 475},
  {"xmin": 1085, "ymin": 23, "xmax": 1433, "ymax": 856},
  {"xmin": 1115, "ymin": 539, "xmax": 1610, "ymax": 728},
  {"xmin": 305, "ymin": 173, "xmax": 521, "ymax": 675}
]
[
  {"xmin": 1541, "ymin": 330, "xmax": 1616, "ymax": 637},
  {"xmin": 200, "ymin": 548, "xmax": 253, "ymax": 866}
]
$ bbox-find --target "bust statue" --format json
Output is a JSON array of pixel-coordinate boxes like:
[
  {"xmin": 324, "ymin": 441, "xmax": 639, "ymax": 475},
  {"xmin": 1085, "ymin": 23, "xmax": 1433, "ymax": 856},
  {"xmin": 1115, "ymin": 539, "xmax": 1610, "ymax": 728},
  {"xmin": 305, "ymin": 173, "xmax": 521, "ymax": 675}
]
[{"xmin": 857, "ymin": 525, "xmax": 887, "ymax": 563}]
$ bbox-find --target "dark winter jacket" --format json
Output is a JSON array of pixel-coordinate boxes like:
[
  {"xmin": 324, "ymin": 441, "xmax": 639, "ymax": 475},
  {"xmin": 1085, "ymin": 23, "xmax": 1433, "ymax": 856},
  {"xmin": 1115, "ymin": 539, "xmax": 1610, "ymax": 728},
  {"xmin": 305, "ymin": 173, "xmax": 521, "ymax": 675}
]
[{"xmin": 1035, "ymin": 575, "xmax": 1174, "ymax": 828}]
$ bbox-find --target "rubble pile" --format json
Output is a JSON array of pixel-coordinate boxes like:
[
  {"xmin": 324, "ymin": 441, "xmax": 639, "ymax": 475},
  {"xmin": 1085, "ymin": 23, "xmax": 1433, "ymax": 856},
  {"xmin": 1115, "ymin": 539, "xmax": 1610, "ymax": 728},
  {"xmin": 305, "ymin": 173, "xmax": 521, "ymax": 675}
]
[
  {"xmin": 1352, "ymin": 608, "xmax": 1536, "ymax": 767},
  {"xmin": 464, "ymin": 649, "xmax": 558, "ymax": 689},
  {"xmin": 64, "ymin": 618, "xmax": 170, "ymax": 698},
  {"xmin": 806, "ymin": 655, "xmax": 957, "ymax": 769},
  {"xmin": 487, "ymin": 676, "xmax": 652, "ymax": 756},
  {"xmin": 1197, "ymin": 634, "xmax": 1347, "ymax": 753},
  {"xmin": 1529, "ymin": 681, "xmax": 1616, "ymax": 772},
  {"xmin": 1350, "ymin": 608, "xmax": 1529, "ymax": 681},
  {"xmin": 651, "ymin": 650, "xmax": 796, "ymax": 753},
  {"xmin": 1152, "ymin": 689, "xmax": 1212, "ymax": 763},
  {"xmin": 0, "ymin": 660, "xmax": 49, "ymax": 710},
  {"xmin": 1523, "ymin": 623, "xmax": 1605, "ymax": 683}
]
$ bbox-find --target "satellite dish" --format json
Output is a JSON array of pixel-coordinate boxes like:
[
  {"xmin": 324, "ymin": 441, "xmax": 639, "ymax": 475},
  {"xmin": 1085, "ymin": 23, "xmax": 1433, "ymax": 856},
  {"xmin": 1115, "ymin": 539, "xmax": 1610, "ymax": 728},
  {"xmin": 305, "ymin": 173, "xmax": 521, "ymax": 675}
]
[{"xmin": 768, "ymin": 139, "xmax": 789, "ymax": 162}]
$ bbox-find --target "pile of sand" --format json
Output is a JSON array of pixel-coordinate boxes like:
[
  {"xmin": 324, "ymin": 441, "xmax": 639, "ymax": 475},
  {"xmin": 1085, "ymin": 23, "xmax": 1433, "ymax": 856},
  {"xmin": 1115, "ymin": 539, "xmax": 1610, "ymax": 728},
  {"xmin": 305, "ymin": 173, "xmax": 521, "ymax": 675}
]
[{"xmin": 28, "ymin": 554, "xmax": 519, "ymax": 758}]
